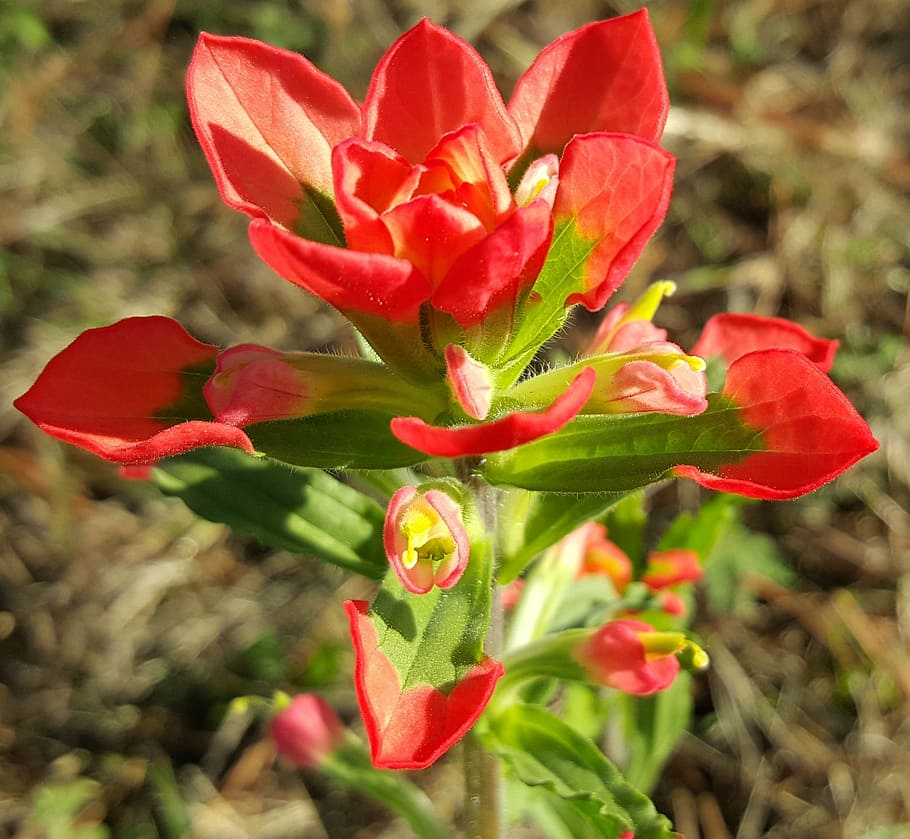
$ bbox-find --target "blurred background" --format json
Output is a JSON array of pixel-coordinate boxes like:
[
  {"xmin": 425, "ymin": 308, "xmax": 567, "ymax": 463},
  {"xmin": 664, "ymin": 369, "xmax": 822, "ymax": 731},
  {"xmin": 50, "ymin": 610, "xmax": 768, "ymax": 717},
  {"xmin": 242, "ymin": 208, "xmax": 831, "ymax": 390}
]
[{"xmin": 0, "ymin": 0, "xmax": 907, "ymax": 836}]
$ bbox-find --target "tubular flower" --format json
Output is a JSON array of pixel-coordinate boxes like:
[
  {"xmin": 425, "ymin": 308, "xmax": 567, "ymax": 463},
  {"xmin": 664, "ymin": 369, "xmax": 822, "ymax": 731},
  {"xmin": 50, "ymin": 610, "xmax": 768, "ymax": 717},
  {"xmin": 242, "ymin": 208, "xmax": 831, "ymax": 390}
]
[
  {"xmin": 384, "ymin": 486, "xmax": 470, "ymax": 594},
  {"xmin": 574, "ymin": 281, "xmax": 709, "ymax": 417},
  {"xmin": 271, "ymin": 694, "xmax": 345, "ymax": 768},
  {"xmin": 188, "ymin": 11, "xmax": 672, "ymax": 365},
  {"xmin": 584, "ymin": 280, "xmax": 676, "ymax": 355},
  {"xmin": 203, "ymin": 344, "xmax": 446, "ymax": 427},
  {"xmin": 509, "ymin": 348, "xmax": 707, "ymax": 422},
  {"xmin": 573, "ymin": 619, "xmax": 684, "ymax": 695}
]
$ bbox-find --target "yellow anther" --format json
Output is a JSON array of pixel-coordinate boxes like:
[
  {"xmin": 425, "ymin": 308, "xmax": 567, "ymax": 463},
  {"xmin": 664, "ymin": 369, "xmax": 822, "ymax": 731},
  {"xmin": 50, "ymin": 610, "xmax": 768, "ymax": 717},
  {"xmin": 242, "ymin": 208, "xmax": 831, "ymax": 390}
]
[{"xmin": 689, "ymin": 642, "xmax": 710, "ymax": 670}]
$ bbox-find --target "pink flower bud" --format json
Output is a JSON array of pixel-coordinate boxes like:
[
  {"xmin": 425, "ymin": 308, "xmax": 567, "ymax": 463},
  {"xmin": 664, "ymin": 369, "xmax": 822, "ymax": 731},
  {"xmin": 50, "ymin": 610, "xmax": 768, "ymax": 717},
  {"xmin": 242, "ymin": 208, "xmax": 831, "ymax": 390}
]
[
  {"xmin": 585, "ymin": 281, "xmax": 676, "ymax": 356},
  {"xmin": 445, "ymin": 344, "xmax": 494, "ymax": 420},
  {"xmin": 384, "ymin": 486, "xmax": 470, "ymax": 594},
  {"xmin": 271, "ymin": 694, "xmax": 345, "ymax": 768},
  {"xmin": 657, "ymin": 591, "xmax": 686, "ymax": 616},
  {"xmin": 574, "ymin": 619, "xmax": 681, "ymax": 695}
]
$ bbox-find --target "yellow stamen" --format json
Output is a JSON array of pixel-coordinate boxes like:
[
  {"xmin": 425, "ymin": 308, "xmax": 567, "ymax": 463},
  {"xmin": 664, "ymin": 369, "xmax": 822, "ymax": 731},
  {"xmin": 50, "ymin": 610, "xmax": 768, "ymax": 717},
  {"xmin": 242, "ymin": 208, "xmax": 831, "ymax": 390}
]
[
  {"xmin": 624, "ymin": 280, "xmax": 677, "ymax": 324},
  {"xmin": 636, "ymin": 631, "xmax": 710, "ymax": 670},
  {"xmin": 524, "ymin": 175, "xmax": 550, "ymax": 204}
]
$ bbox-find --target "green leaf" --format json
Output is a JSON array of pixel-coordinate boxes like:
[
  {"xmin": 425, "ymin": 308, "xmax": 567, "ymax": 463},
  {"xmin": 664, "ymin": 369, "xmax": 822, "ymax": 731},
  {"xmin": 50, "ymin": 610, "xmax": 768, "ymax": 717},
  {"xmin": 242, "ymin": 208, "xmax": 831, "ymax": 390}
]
[
  {"xmin": 562, "ymin": 682, "xmax": 613, "ymax": 741},
  {"xmin": 153, "ymin": 447, "xmax": 387, "ymax": 578},
  {"xmin": 485, "ymin": 704, "xmax": 677, "ymax": 839},
  {"xmin": 616, "ymin": 673, "xmax": 694, "ymax": 793},
  {"xmin": 656, "ymin": 493, "xmax": 741, "ymax": 557},
  {"xmin": 497, "ymin": 490, "xmax": 628, "ymax": 584},
  {"xmin": 247, "ymin": 409, "xmax": 430, "ymax": 470},
  {"xmin": 528, "ymin": 789, "xmax": 633, "ymax": 839},
  {"xmin": 482, "ymin": 394, "xmax": 760, "ymax": 493},
  {"xmin": 368, "ymin": 531, "xmax": 493, "ymax": 689},
  {"xmin": 703, "ymin": 512, "xmax": 794, "ymax": 615},
  {"xmin": 30, "ymin": 777, "xmax": 111, "ymax": 839}
]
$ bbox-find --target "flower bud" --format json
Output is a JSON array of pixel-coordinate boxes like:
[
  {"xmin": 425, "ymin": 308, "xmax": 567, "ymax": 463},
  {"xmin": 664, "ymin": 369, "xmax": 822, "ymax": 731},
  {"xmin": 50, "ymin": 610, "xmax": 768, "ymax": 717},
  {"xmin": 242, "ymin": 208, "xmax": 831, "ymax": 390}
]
[
  {"xmin": 384, "ymin": 486, "xmax": 470, "ymax": 594},
  {"xmin": 445, "ymin": 344, "xmax": 494, "ymax": 420},
  {"xmin": 271, "ymin": 694, "xmax": 345, "ymax": 768}
]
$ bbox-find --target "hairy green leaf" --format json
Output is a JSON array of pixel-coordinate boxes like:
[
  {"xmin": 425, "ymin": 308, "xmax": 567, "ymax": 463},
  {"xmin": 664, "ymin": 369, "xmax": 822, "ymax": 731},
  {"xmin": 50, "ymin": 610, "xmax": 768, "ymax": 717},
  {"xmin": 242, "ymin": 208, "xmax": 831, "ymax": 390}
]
[
  {"xmin": 483, "ymin": 394, "xmax": 760, "ymax": 492},
  {"xmin": 153, "ymin": 447, "xmax": 387, "ymax": 578},
  {"xmin": 485, "ymin": 704, "xmax": 677, "ymax": 838}
]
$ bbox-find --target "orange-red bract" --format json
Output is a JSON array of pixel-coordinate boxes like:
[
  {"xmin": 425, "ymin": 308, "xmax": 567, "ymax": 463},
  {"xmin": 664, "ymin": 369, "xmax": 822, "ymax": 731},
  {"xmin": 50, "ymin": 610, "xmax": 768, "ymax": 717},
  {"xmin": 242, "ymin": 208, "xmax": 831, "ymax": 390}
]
[
  {"xmin": 345, "ymin": 600, "xmax": 503, "ymax": 770},
  {"xmin": 676, "ymin": 349, "xmax": 878, "ymax": 499},
  {"xmin": 14, "ymin": 317, "xmax": 253, "ymax": 465}
]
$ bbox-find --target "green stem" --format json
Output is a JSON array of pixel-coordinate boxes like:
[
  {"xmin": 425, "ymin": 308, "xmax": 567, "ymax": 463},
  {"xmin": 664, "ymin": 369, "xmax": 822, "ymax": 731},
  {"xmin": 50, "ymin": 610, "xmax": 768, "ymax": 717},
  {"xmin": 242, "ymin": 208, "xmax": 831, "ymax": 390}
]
[
  {"xmin": 462, "ymin": 474, "xmax": 503, "ymax": 839},
  {"xmin": 463, "ymin": 730, "xmax": 501, "ymax": 839},
  {"xmin": 323, "ymin": 744, "xmax": 451, "ymax": 838}
]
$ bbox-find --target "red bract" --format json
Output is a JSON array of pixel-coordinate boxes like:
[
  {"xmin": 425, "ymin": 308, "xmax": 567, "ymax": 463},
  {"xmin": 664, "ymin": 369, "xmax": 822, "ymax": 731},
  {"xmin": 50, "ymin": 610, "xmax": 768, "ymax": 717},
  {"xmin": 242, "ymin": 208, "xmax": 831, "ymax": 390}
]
[
  {"xmin": 345, "ymin": 600, "xmax": 503, "ymax": 770},
  {"xmin": 552, "ymin": 133, "xmax": 675, "ymax": 311},
  {"xmin": 14, "ymin": 317, "xmax": 253, "ymax": 465},
  {"xmin": 692, "ymin": 313, "xmax": 839, "ymax": 371},
  {"xmin": 507, "ymin": 12, "xmax": 668, "ymax": 159},
  {"xmin": 188, "ymin": 11, "xmax": 669, "ymax": 344},
  {"xmin": 187, "ymin": 34, "xmax": 361, "ymax": 227},
  {"xmin": 675, "ymin": 349, "xmax": 879, "ymax": 499},
  {"xmin": 391, "ymin": 367, "xmax": 596, "ymax": 457}
]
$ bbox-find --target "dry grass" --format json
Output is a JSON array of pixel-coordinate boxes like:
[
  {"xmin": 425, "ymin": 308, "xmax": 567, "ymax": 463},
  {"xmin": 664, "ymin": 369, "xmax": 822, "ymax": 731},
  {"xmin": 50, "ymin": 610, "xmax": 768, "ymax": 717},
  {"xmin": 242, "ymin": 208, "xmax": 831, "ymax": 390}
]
[{"xmin": 1, "ymin": 1, "xmax": 908, "ymax": 836}]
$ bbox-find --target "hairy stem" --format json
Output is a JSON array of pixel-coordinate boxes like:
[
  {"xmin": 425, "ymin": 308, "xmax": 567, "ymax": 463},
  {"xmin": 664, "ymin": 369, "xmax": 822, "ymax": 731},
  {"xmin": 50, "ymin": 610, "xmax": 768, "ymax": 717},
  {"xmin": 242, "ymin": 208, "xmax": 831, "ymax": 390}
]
[{"xmin": 462, "ymin": 472, "xmax": 503, "ymax": 838}]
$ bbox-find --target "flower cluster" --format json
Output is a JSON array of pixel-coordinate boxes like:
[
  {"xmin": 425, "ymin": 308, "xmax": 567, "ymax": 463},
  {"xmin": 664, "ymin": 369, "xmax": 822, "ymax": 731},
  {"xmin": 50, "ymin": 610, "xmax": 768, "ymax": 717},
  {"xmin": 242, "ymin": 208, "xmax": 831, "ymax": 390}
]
[{"xmin": 14, "ymin": 10, "xmax": 877, "ymax": 785}]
